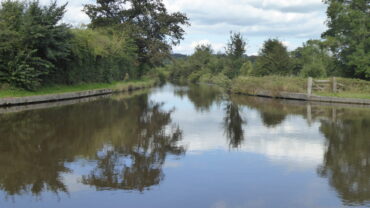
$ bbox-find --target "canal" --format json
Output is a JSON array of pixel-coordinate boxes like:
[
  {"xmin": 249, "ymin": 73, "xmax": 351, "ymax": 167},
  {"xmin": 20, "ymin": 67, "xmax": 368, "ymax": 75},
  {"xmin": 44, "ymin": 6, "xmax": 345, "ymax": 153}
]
[{"xmin": 0, "ymin": 84, "xmax": 369, "ymax": 208}]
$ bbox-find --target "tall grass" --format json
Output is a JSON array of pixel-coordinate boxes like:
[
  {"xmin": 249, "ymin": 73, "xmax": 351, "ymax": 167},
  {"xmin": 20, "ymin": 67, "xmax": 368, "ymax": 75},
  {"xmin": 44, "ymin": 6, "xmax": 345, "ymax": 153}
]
[
  {"xmin": 231, "ymin": 76, "xmax": 307, "ymax": 95},
  {"xmin": 231, "ymin": 76, "xmax": 370, "ymax": 99}
]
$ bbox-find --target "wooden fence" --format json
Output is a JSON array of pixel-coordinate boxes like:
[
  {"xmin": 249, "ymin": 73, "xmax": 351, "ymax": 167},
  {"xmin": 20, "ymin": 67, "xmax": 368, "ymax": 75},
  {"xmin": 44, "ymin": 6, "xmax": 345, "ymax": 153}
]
[{"xmin": 307, "ymin": 77, "xmax": 344, "ymax": 96}]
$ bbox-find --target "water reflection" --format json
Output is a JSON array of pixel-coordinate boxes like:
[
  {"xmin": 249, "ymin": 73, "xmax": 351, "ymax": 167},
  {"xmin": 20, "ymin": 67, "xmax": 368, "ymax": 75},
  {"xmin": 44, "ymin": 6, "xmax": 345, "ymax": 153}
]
[
  {"xmin": 0, "ymin": 84, "xmax": 370, "ymax": 208},
  {"xmin": 174, "ymin": 84, "xmax": 224, "ymax": 112},
  {"xmin": 233, "ymin": 95, "xmax": 370, "ymax": 206},
  {"xmin": 173, "ymin": 84, "xmax": 246, "ymax": 148},
  {"xmin": 223, "ymin": 102, "xmax": 245, "ymax": 148},
  {"xmin": 318, "ymin": 111, "xmax": 370, "ymax": 206},
  {"xmin": 0, "ymin": 92, "xmax": 184, "ymax": 196}
]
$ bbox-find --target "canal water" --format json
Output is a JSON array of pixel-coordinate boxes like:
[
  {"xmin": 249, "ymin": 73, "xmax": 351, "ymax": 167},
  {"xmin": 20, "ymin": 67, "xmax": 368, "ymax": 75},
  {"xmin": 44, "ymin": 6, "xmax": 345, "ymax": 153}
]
[{"xmin": 0, "ymin": 84, "xmax": 369, "ymax": 208}]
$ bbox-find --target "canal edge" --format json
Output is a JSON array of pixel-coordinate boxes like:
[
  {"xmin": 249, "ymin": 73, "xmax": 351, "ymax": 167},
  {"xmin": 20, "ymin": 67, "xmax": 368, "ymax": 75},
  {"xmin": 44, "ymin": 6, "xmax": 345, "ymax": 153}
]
[
  {"xmin": 231, "ymin": 90, "xmax": 370, "ymax": 106},
  {"xmin": 0, "ymin": 83, "xmax": 156, "ymax": 107}
]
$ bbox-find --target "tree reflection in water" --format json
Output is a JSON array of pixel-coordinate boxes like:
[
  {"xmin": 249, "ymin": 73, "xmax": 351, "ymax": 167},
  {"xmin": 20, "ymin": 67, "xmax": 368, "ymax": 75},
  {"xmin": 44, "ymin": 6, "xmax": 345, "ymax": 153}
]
[
  {"xmin": 318, "ymin": 113, "xmax": 370, "ymax": 206},
  {"xmin": 0, "ymin": 93, "xmax": 184, "ymax": 196},
  {"xmin": 174, "ymin": 84, "xmax": 247, "ymax": 148},
  {"xmin": 81, "ymin": 104, "xmax": 184, "ymax": 191},
  {"xmin": 223, "ymin": 102, "xmax": 245, "ymax": 148},
  {"xmin": 232, "ymin": 95, "xmax": 370, "ymax": 205},
  {"xmin": 1, "ymin": 84, "xmax": 370, "ymax": 206},
  {"xmin": 259, "ymin": 112, "xmax": 287, "ymax": 127},
  {"xmin": 174, "ymin": 84, "xmax": 224, "ymax": 112}
]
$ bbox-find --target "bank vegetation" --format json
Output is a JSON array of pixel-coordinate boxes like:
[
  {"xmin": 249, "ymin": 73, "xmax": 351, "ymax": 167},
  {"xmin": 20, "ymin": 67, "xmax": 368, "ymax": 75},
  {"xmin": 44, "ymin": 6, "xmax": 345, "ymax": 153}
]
[
  {"xmin": 161, "ymin": 0, "xmax": 369, "ymax": 99},
  {"xmin": 0, "ymin": 0, "xmax": 189, "ymax": 93}
]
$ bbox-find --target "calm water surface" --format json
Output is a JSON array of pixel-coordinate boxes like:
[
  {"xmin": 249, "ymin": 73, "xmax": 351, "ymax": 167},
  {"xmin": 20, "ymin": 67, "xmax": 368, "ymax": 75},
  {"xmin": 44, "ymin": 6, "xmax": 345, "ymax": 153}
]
[{"xmin": 0, "ymin": 84, "xmax": 369, "ymax": 208}]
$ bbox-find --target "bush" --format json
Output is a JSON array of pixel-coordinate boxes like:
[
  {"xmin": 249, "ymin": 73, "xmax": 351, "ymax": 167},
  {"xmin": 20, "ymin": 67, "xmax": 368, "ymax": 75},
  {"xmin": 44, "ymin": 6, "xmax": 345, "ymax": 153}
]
[
  {"xmin": 240, "ymin": 61, "xmax": 254, "ymax": 76},
  {"xmin": 0, "ymin": 1, "xmax": 140, "ymax": 90},
  {"xmin": 300, "ymin": 61, "xmax": 327, "ymax": 78},
  {"xmin": 65, "ymin": 28, "xmax": 137, "ymax": 84},
  {"xmin": 199, "ymin": 73, "xmax": 231, "ymax": 87},
  {"xmin": 0, "ymin": 0, "xmax": 71, "ymax": 90}
]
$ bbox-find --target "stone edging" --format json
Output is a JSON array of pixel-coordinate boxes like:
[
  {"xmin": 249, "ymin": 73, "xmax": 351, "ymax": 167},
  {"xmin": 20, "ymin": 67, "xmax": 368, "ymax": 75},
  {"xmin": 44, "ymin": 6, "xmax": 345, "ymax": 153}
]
[
  {"xmin": 0, "ymin": 84, "xmax": 153, "ymax": 107},
  {"xmin": 236, "ymin": 90, "xmax": 370, "ymax": 106}
]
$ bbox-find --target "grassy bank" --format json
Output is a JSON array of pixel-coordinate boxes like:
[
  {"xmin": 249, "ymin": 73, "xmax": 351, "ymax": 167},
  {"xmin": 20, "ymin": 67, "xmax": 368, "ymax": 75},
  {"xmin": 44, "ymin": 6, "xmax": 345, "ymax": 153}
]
[
  {"xmin": 230, "ymin": 76, "xmax": 370, "ymax": 100},
  {"xmin": 0, "ymin": 80, "xmax": 155, "ymax": 98}
]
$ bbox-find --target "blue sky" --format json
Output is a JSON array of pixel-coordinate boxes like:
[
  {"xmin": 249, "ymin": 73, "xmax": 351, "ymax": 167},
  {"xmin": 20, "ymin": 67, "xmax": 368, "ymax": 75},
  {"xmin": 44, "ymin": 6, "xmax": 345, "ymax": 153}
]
[{"xmin": 41, "ymin": 0, "xmax": 328, "ymax": 55}]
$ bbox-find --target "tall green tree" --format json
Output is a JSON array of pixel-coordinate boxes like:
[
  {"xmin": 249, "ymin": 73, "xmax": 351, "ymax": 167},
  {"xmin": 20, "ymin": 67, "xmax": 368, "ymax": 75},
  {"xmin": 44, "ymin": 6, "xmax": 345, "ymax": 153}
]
[
  {"xmin": 224, "ymin": 32, "xmax": 247, "ymax": 78},
  {"xmin": 253, "ymin": 39, "xmax": 292, "ymax": 76},
  {"xmin": 322, "ymin": 0, "xmax": 370, "ymax": 79},
  {"xmin": 225, "ymin": 32, "xmax": 247, "ymax": 59},
  {"xmin": 83, "ymin": 0, "xmax": 190, "ymax": 72},
  {"xmin": 291, "ymin": 40, "xmax": 333, "ymax": 78}
]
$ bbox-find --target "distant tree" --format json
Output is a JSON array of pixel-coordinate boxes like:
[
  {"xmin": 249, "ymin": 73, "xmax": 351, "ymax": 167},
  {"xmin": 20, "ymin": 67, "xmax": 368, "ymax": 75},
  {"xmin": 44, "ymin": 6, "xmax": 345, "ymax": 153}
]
[
  {"xmin": 83, "ymin": 0, "xmax": 190, "ymax": 72},
  {"xmin": 224, "ymin": 32, "xmax": 247, "ymax": 78},
  {"xmin": 322, "ymin": 0, "xmax": 370, "ymax": 80},
  {"xmin": 193, "ymin": 44, "xmax": 214, "ymax": 65},
  {"xmin": 226, "ymin": 32, "xmax": 247, "ymax": 59},
  {"xmin": 171, "ymin": 53, "xmax": 188, "ymax": 60},
  {"xmin": 253, "ymin": 39, "xmax": 292, "ymax": 76},
  {"xmin": 291, "ymin": 40, "xmax": 333, "ymax": 78}
]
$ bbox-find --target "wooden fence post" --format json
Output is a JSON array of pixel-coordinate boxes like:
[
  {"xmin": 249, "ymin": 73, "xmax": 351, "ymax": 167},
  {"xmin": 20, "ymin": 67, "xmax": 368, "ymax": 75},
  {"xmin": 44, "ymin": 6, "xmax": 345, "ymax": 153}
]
[
  {"xmin": 307, "ymin": 77, "xmax": 313, "ymax": 97},
  {"xmin": 332, "ymin": 77, "xmax": 337, "ymax": 93}
]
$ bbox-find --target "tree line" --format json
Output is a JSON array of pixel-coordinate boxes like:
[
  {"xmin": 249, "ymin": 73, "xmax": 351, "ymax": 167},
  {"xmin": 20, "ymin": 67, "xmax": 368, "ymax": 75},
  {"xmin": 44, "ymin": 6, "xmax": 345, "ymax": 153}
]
[
  {"xmin": 0, "ymin": 0, "xmax": 189, "ymax": 90},
  {"xmin": 165, "ymin": 0, "xmax": 369, "ymax": 84},
  {"xmin": 0, "ymin": 0, "xmax": 368, "ymax": 90}
]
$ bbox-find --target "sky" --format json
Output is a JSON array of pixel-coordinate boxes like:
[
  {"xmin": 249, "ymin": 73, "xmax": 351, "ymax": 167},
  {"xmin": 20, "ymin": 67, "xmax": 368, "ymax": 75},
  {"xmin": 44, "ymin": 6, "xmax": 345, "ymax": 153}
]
[{"xmin": 40, "ymin": 0, "xmax": 328, "ymax": 55}]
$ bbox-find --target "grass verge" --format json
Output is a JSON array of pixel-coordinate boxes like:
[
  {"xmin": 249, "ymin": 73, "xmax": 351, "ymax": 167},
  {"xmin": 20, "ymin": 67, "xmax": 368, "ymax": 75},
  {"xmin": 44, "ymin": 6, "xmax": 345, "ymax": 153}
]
[
  {"xmin": 0, "ymin": 80, "xmax": 155, "ymax": 98},
  {"xmin": 231, "ymin": 76, "xmax": 370, "ymax": 100}
]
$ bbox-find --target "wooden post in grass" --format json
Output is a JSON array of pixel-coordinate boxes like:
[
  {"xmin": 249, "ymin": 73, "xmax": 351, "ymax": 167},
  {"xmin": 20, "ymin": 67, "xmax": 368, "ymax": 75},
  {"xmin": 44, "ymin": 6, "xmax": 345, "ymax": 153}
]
[
  {"xmin": 307, "ymin": 77, "xmax": 313, "ymax": 97},
  {"xmin": 332, "ymin": 77, "xmax": 337, "ymax": 93}
]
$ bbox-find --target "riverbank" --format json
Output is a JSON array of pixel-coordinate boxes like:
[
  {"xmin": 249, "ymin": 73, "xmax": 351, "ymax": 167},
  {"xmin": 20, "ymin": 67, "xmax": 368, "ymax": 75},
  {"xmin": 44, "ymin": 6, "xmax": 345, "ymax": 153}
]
[
  {"xmin": 0, "ymin": 80, "xmax": 156, "ymax": 107},
  {"xmin": 230, "ymin": 76, "xmax": 370, "ymax": 105}
]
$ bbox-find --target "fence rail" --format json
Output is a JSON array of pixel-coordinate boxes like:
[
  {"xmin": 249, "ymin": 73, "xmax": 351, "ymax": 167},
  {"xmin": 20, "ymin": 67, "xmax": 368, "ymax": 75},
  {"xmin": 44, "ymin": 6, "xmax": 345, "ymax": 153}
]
[{"xmin": 307, "ymin": 77, "xmax": 344, "ymax": 96}]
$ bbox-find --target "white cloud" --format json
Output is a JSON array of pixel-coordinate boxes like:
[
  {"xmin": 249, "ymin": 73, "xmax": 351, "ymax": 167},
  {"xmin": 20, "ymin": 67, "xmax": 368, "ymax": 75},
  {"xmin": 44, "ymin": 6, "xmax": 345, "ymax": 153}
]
[
  {"xmin": 164, "ymin": 0, "xmax": 327, "ymax": 54},
  {"xmin": 39, "ymin": 0, "xmax": 328, "ymax": 54}
]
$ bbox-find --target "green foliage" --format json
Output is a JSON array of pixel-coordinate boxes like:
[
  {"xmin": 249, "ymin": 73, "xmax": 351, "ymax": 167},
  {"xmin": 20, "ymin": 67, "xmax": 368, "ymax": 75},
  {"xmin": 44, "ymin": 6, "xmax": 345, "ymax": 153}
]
[
  {"xmin": 240, "ymin": 61, "xmax": 254, "ymax": 76},
  {"xmin": 66, "ymin": 28, "xmax": 138, "ymax": 84},
  {"xmin": 291, "ymin": 40, "xmax": 332, "ymax": 78},
  {"xmin": 0, "ymin": 0, "xmax": 71, "ymax": 90},
  {"xmin": 0, "ymin": 1, "xmax": 148, "ymax": 90},
  {"xmin": 168, "ymin": 44, "xmax": 218, "ymax": 83},
  {"xmin": 167, "ymin": 35, "xmax": 249, "ymax": 84},
  {"xmin": 83, "ymin": 0, "xmax": 190, "ymax": 68},
  {"xmin": 199, "ymin": 73, "xmax": 231, "ymax": 88},
  {"xmin": 224, "ymin": 32, "xmax": 247, "ymax": 78},
  {"xmin": 300, "ymin": 61, "xmax": 327, "ymax": 78},
  {"xmin": 322, "ymin": 0, "xmax": 370, "ymax": 79},
  {"xmin": 0, "ymin": 0, "xmax": 187, "ymax": 91},
  {"xmin": 226, "ymin": 32, "xmax": 247, "ymax": 59},
  {"xmin": 253, "ymin": 39, "xmax": 292, "ymax": 76}
]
